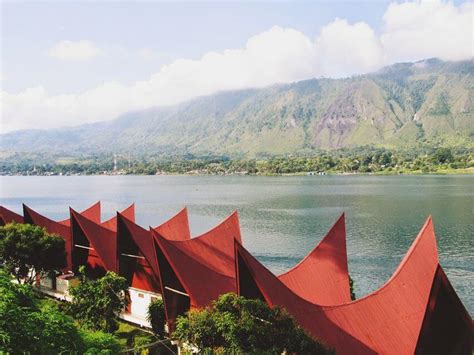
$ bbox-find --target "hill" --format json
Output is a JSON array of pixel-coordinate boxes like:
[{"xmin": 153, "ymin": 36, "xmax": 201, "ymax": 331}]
[{"xmin": 1, "ymin": 58, "xmax": 473, "ymax": 157}]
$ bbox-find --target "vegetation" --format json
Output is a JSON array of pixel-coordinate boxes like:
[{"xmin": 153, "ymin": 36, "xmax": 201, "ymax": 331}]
[
  {"xmin": 0, "ymin": 270, "xmax": 84, "ymax": 354},
  {"xmin": 79, "ymin": 329, "xmax": 121, "ymax": 354},
  {"xmin": 0, "ymin": 267, "xmax": 164, "ymax": 354},
  {"xmin": 0, "ymin": 223, "xmax": 66, "ymax": 284},
  {"xmin": 349, "ymin": 275, "xmax": 356, "ymax": 301},
  {"xmin": 2, "ymin": 146, "xmax": 471, "ymax": 176},
  {"xmin": 147, "ymin": 297, "xmax": 166, "ymax": 337},
  {"xmin": 67, "ymin": 267, "xmax": 129, "ymax": 333},
  {"xmin": 0, "ymin": 59, "xmax": 472, "ymax": 156},
  {"xmin": 173, "ymin": 293, "xmax": 331, "ymax": 354}
]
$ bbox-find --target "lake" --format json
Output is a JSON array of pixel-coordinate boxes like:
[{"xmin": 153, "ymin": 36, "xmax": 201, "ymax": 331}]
[{"xmin": 1, "ymin": 175, "xmax": 472, "ymax": 314}]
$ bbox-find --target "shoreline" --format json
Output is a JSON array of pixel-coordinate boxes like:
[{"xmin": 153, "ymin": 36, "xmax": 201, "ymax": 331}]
[{"xmin": 2, "ymin": 167, "xmax": 473, "ymax": 177}]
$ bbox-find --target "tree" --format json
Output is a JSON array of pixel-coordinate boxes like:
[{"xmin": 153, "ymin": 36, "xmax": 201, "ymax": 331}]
[
  {"xmin": 0, "ymin": 271, "xmax": 83, "ymax": 354},
  {"xmin": 173, "ymin": 293, "xmax": 330, "ymax": 354},
  {"xmin": 434, "ymin": 147, "xmax": 454, "ymax": 164},
  {"xmin": 349, "ymin": 275, "xmax": 356, "ymax": 301},
  {"xmin": 68, "ymin": 268, "xmax": 129, "ymax": 333},
  {"xmin": 147, "ymin": 298, "xmax": 166, "ymax": 337},
  {"xmin": 0, "ymin": 223, "xmax": 66, "ymax": 284}
]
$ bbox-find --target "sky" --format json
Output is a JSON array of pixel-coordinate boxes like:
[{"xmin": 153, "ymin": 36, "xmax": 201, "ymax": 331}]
[{"xmin": 0, "ymin": 0, "xmax": 473, "ymax": 133}]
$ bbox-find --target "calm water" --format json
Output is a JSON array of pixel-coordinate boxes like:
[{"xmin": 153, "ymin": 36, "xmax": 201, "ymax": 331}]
[{"xmin": 1, "ymin": 175, "xmax": 472, "ymax": 313}]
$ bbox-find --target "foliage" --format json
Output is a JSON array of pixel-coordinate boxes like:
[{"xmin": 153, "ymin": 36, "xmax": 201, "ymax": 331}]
[
  {"xmin": 0, "ymin": 223, "xmax": 66, "ymax": 284},
  {"xmin": 2, "ymin": 145, "xmax": 472, "ymax": 176},
  {"xmin": 349, "ymin": 274, "xmax": 356, "ymax": 301},
  {"xmin": 147, "ymin": 297, "xmax": 166, "ymax": 337},
  {"xmin": 173, "ymin": 293, "xmax": 330, "ymax": 354},
  {"xmin": 80, "ymin": 329, "xmax": 121, "ymax": 354},
  {"xmin": 67, "ymin": 269, "xmax": 129, "ymax": 333},
  {"xmin": 0, "ymin": 271, "xmax": 83, "ymax": 354},
  {"xmin": 433, "ymin": 147, "xmax": 454, "ymax": 164}
]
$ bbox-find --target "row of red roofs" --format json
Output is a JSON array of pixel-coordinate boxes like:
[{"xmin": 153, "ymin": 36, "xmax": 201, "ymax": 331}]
[{"xmin": 0, "ymin": 203, "xmax": 471, "ymax": 354}]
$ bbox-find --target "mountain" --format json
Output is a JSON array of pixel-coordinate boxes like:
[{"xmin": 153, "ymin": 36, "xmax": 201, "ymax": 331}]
[{"xmin": 1, "ymin": 58, "xmax": 473, "ymax": 158}]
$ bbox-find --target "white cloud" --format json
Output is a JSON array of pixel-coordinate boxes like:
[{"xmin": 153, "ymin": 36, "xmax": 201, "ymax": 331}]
[
  {"xmin": 48, "ymin": 40, "xmax": 102, "ymax": 61},
  {"xmin": 315, "ymin": 18, "xmax": 385, "ymax": 78},
  {"xmin": 381, "ymin": 0, "xmax": 474, "ymax": 62},
  {"xmin": 1, "ymin": 0, "xmax": 473, "ymax": 133}
]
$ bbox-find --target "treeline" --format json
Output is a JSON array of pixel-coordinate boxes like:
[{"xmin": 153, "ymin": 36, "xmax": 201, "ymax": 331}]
[{"xmin": 1, "ymin": 146, "xmax": 473, "ymax": 175}]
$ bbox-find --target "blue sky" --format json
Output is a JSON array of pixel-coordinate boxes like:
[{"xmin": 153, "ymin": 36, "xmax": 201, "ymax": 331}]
[
  {"xmin": 2, "ymin": 1, "xmax": 391, "ymax": 94},
  {"xmin": 1, "ymin": 1, "xmax": 472, "ymax": 132}
]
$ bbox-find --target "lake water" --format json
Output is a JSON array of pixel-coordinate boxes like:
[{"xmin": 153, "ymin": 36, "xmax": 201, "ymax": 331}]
[{"xmin": 1, "ymin": 175, "xmax": 472, "ymax": 314}]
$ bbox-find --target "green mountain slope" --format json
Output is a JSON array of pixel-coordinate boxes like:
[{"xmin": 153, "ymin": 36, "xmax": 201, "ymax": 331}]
[{"xmin": 1, "ymin": 58, "xmax": 472, "ymax": 157}]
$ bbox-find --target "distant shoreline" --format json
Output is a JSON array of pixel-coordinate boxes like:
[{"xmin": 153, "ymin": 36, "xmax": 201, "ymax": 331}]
[{"xmin": 3, "ymin": 167, "xmax": 473, "ymax": 177}]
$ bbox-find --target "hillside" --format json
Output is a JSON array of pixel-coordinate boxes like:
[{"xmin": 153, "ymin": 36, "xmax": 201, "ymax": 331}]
[{"xmin": 1, "ymin": 58, "xmax": 473, "ymax": 157}]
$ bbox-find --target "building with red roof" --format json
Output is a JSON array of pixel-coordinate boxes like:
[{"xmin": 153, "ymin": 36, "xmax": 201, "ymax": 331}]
[
  {"xmin": 153, "ymin": 207, "xmax": 191, "ymax": 241},
  {"xmin": 23, "ymin": 202, "xmax": 101, "ymax": 271},
  {"xmin": 152, "ymin": 211, "xmax": 241, "ymax": 331},
  {"xmin": 1, "ymin": 202, "xmax": 470, "ymax": 351},
  {"xmin": 0, "ymin": 206, "xmax": 24, "ymax": 225},
  {"xmin": 278, "ymin": 213, "xmax": 350, "ymax": 305},
  {"xmin": 235, "ymin": 217, "xmax": 472, "ymax": 354}
]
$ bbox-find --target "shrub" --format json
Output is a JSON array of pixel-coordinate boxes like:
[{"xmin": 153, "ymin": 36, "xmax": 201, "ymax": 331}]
[
  {"xmin": 80, "ymin": 329, "xmax": 121, "ymax": 354},
  {"xmin": 147, "ymin": 298, "xmax": 166, "ymax": 337},
  {"xmin": 173, "ymin": 293, "xmax": 330, "ymax": 354},
  {"xmin": 68, "ymin": 270, "xmax": 129, "ymax": 333},
  {"xmin": 0, "ymin": 271, "xmax": 83, "ymax": 354}
]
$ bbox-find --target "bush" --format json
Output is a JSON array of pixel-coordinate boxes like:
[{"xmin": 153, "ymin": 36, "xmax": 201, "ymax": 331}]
[
  {"xmin": 173, "ymin": 293, "xmax": 330, "ymax": 354},
  {"xmin": 68, "ymin": 270, "xmax": 129, "ymax": 333},
  {"xmin": 0, "ymin": 271, "xmax": 83, "ymax": 354},
  {"xmin": 35, "ymin": 304, "xmax": 84, "ymax": 354},
  {"xmin": 80, "ymin": 329, "xmax": 121, "ymax": 354},
  {"xmin": 147, "ymin": 298, "xmax": 166, "ymax": 337}
]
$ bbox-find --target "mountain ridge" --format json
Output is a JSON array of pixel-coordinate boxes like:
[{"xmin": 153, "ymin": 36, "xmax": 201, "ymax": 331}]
[{"xmin": 1, "ymin": 58, "xmax": 472, "ymax": 157}]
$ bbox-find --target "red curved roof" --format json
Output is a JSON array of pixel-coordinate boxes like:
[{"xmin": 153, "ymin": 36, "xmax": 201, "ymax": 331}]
[
  {"xmin": 117, "ymin": 213, "xmax": 161, "ymax": 292},
  {"xmin": 153, "ymin": 207, "xmax": 191, "ymax": 241},
  {"xmin": 23, "ymin": 203, "xmax": 101, "ymax": 271},
  {"xmin": 414, "ymin": 265, "xmax": 472, "ymax": 354},
  {"xmin": 193, "ymin": 210, "xmax": 242, "ymax": 243},
  {"xmin": 0, "ymin": 206, "xmax": 24, "ymax": 225},
  {"xmin": 152, "ymin": 229, "xmax": 235, "ymax": 308},
  {"xmin": 24, "ymin": 204, "xmax": 71, "ymax": 238},
  {"xmin": 278, "ymin": 213, "xmax": 350, "ymax": 305},
  {"xmin": 59, "ymin": 201, "xmax": 101, "ymax": 226},
  {"xmin": 101, "ymin": 203, "xmax": 135, "ymax": 231},
  {"xmin": 70, "ymin": 208, "xmax": 118, "ymax": 273},
  {"xmin": 236, "ymin": 217, "xmax": 472, "ymax": 354},
  {"xmin": 151, "ymin": 212, "xmax": 241, "ymax": 330}
]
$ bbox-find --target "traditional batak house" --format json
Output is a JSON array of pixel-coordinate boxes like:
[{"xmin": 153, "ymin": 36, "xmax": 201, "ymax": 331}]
[
  {"xmin": 234, "ymin": 217, "xmax": 472, "ymax": 354},
  {"xmin": 0, "ymin": 204, "xmax": 471, "ymax": 353},
  {"xmin": 152, "ymin": 211, "xmax": 242, "ymax": 332}
]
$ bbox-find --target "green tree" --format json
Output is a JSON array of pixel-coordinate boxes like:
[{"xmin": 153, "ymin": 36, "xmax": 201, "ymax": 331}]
[
  {"xmin": 0, "ymin": 271, "xmax": 83, "ymax": 354},
  {"xmin": 68, "ymin": 268, "xmax": 129, "ymax": 333},
  {"xmin": 434, "ymin": 147, "xmax": 454, "ymax": 164},
  {"xmin": 174, "ymin": 293, "xmax": 330, "ymax": 354},
  {"xmin": 0, "ymin": 223, "xmax": 66, "ymax": 284},
  {"xmin": 147, "ymin": 298, "xmax": 166, "ymax": 337}
]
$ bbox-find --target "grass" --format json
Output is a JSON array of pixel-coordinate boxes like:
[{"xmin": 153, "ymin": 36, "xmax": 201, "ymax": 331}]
[{"xmin": 116, "ymin": 321, "xmax": 154, "ymax": 349}]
